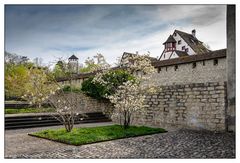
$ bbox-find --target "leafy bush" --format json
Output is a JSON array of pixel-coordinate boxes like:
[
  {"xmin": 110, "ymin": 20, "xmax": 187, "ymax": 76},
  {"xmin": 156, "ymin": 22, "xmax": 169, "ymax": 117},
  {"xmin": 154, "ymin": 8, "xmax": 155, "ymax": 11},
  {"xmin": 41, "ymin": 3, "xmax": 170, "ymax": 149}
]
[
  {"xmin": 62, "ymin": 85, "xmax": 81, "ymax": 93},
  {"xmin": 81, "ymin": 69, "xmax": 135, "ymax": 100},
  {"xmin": 62, "ymin": 85, "xmax": 71, "ymax": 92},
  {"xmin": 81, "ymin": 77, "xmax": 107, "ymax": 100}
]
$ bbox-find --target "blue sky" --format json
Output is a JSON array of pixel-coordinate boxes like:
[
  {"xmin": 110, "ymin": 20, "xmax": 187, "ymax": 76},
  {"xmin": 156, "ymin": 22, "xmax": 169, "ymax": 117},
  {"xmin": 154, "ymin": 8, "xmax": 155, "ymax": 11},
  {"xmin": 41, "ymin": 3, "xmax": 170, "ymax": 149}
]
[{"xmin": 5, "ymin": 5, "xmax": 226, "ymax": 66}]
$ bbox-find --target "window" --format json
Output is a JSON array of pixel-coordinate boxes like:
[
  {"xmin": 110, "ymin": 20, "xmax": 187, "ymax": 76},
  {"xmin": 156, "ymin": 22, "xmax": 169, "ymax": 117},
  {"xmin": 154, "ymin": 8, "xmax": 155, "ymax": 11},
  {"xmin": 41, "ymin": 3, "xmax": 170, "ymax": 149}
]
[
  {"xmin": 192, "ymin": 62, "xmax": 196, "ymax": 68},
  {"xmin": 174, "ymin": 32, "xmax": 177, "ymax": 36},
  {"xmin": 158, "ymin": 67, "xmax": 161, "ymax": 73},
  {"xmin": 173, "ymin": 43, "xmax": 176, "ymax": 48},
  {"xmin": 178, "ymin": 40, "xmax": 181, "ymax": 44},
  {"xmin": 214, "ymin": 59, "xmax": 218, "ymax": 65},
  {"xmin": 203, "ymin": 60, "xmax": 205, "ymax": 66},
  {"xmin": 185, "ymin": 48, "xmax": 189, "ymax": 52},
  {"xmin": 174, "ymin": 65, "xmax": 178, "ymax": 71},
  {"xmin": 182, "ymin": 46, "xmax": 185, "ymax": 50}
]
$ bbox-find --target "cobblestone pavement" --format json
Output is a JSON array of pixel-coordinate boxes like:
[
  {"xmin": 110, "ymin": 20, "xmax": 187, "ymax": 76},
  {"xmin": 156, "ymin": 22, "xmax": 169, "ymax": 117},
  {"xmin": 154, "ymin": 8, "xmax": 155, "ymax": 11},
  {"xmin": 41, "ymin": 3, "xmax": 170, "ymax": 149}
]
[{"xmin": 5, "ymin": 123, "xmax": 235, "ymax": 159}]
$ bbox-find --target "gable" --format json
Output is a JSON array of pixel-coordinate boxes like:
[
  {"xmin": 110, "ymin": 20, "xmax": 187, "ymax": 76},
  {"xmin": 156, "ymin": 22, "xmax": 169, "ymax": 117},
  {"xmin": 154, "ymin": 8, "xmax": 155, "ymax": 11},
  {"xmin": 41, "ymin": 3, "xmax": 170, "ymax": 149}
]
[{"xmin": 174, "ymin": 30, "xmax": 211, "ymax": 54}]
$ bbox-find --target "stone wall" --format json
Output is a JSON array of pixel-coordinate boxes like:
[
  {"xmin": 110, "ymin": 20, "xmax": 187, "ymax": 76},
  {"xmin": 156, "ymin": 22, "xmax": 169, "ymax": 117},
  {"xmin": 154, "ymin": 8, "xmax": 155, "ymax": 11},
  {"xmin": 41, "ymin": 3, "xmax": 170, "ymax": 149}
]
[
  {"xmin": 56, "ymin": 50, "xmax": 228, "ymax": 132},
  {"xmin": 120, "ymin": 82, "xmax": 227, "ymax": 131},
  {"xmin": 52, "ymin": 92, "xmax": 112, "ymax": 114},
  {"xmin": 150, "ymin": 57, "xmax": 226, "ymax": 86}
]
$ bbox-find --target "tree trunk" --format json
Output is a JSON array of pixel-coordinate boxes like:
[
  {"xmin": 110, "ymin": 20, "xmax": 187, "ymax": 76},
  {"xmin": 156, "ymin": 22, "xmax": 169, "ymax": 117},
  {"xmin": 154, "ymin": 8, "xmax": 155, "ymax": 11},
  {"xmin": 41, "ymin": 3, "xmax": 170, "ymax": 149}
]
[
  {"xmin": 123, "ymin": 111, "xmax": 131, "ymax": 129},
  {"xmin": 38, "ymin": 103, "xmax": 42, "ymax": 108}
]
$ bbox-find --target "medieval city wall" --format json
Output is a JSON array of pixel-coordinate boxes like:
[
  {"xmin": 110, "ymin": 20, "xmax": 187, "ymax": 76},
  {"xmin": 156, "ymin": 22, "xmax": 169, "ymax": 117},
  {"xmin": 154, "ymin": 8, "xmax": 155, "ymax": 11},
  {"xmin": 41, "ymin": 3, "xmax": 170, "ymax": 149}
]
[
  {"xmin": 125, "ymin": 81, "xmax": 227, "ymax": 131},
  {"xmin": 57, "ymin": 53, "xmax": 228, "ymax": 131},
  {"xmin": 151, "ymin": 57, "xmax": 226, "ymax": 86},
  {"xmin": 111, "ymin": 57, "xmax": 227, "ymax": 131},
  {"xmin": 56, "ymin": 92, "xmax": 112, "ymax": 114}
]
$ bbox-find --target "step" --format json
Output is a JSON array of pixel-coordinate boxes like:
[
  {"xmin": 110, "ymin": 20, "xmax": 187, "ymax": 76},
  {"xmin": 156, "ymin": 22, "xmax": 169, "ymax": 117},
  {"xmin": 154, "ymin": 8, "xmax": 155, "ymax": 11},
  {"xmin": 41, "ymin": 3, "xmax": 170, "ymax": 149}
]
[
  {"xmin": 5, "ymin": 115, "xmax": 107, "ymax": 122},
  {"xmin": 5, "ymin": 117, "xmax": 110, "ymax": 125},
  {"xmin": 5, "ymin": 114, "xmax": 106, "ymax": 121},
  {"xmin": 5, "ymin": 119, "xmax": 112, "ymax": 130},
  {"xmin": 5, "ymin": 112, "xmax": 104, "ymax": 118},
  {"xmin": 5, "ymin": 111, "xmax": 111, "ymax": 130}
]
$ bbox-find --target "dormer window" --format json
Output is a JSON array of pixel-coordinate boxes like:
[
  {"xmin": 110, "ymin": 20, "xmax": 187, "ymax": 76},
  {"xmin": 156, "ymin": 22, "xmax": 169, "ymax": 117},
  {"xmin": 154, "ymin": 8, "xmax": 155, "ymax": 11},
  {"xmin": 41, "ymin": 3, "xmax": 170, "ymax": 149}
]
[
  {"xmin": 173, "ymin": 32, "xmax": 177, "ymax": 36},
  {"xmin": 182, "ymin": 46, "xmax": 185, "ymax": 50},
  {"xmin": 178, "ymin": 40, "xmax": 181, "ymax": 44},
  {"xmin": 185, "ymin": 48, "xmax": 189, "ymax": 52}
]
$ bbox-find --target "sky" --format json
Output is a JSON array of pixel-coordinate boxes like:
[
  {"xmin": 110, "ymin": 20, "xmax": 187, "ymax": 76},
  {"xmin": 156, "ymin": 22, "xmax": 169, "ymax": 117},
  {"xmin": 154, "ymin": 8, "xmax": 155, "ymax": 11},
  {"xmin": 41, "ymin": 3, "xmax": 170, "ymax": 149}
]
[{"xmin": 5, "ymin": 5, "xmax": 226, "ymax": 66}]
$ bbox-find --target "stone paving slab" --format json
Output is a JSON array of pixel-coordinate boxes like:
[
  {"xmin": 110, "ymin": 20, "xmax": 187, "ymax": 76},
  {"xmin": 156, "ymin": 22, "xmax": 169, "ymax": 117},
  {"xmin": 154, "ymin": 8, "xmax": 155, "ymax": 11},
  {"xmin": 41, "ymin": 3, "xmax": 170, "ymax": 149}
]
[
  {"xmin": 5, "ymin": 123, "xmax": 235, "ymax": 159},
  {"xmin": 5, "ymin": 122, "xmax": 114, "ymax": 156}
]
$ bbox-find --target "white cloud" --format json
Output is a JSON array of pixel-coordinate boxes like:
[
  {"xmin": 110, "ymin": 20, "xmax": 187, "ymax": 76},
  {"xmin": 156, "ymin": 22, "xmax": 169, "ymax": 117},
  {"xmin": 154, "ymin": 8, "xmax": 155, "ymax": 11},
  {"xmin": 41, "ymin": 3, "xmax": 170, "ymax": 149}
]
[{"xmin": 5, "ymin": 5, "xmax": 226, "ymax": 66}]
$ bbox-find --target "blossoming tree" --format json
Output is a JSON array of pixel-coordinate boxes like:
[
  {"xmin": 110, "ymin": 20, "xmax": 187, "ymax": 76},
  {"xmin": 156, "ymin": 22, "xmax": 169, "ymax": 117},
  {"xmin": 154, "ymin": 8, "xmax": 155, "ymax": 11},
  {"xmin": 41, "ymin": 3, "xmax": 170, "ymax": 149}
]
[
  {"xmin": 21, "ymin": 67, "xmax": 84, "ymax": 132},
  {"xmin": 93, "ymin": 53, "xmax": 157, "ymax": 129},
  {"xmin": 107, "ymin": 80, "xmax": 146, "ymax": 129},
  {"xmin": 21, "ymin": 68, "xmax": 59, "ymax": 108},
  {"xmin": 48, "ymin": 89, "xmax": 84, "ymax": 132}
]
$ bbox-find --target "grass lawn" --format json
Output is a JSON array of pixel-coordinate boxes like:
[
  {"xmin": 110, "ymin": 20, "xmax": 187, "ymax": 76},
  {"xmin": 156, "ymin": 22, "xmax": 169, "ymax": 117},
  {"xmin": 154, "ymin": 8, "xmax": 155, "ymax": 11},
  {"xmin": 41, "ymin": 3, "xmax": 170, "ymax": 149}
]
[
  {"xmin": 5, "ymin": 107, "xmax": 55, "ymax": 114},
  {"xmin": 29, "ymin": 125, "xmax": 166, "ymax": 145}
]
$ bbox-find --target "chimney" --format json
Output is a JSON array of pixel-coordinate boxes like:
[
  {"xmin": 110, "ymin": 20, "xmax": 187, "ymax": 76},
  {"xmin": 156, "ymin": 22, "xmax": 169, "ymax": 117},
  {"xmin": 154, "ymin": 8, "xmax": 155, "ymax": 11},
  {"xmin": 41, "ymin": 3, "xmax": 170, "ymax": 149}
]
[{"xmin": 192, "ymin": 29, "xmax": 196, "ymax": 37}]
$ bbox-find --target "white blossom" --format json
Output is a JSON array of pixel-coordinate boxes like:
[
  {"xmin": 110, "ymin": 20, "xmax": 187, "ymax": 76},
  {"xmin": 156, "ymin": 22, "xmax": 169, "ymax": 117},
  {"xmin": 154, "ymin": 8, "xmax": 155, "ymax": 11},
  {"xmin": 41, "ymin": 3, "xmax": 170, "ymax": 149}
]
[{"xmin": 91, "ymin": 52, "xmax": 157, "ymax": 128}]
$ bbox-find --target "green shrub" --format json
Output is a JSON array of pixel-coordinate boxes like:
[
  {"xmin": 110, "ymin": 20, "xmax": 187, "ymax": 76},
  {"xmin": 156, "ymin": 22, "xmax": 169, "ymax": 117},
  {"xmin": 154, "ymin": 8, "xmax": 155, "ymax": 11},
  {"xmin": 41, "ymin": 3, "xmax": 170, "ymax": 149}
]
[
  {"xmin": 81, "ymin": 69, "xmax": 135, "ymax": 100},
  {"xmin": 62, "ymin": 85, "xmax": 81, "ymax": 93},
  {"xmin": 81, "ymin": 77, "xmax": 108, "ymax": 100}
]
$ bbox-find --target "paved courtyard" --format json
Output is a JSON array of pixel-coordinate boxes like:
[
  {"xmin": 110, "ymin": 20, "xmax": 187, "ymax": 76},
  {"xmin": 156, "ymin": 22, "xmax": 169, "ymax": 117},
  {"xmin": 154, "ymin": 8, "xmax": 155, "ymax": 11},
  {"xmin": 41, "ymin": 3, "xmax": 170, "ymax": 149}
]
[{"xmin": 5, "ymin": 122, "xmax": 235, "ymax": 159}]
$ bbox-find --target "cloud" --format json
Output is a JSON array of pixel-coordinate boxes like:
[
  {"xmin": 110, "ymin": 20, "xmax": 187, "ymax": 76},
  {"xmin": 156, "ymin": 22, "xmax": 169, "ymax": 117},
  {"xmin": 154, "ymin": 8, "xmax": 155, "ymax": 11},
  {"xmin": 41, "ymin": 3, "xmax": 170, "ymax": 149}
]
[{"xmin": 5, "ymin": 5, "xmax": 226, "ymax": 66}]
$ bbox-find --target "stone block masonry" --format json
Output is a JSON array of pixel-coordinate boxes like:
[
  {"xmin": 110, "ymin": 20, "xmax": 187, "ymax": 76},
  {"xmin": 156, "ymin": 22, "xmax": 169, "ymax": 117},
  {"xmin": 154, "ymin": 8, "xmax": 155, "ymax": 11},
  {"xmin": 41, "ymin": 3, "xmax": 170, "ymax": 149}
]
[
  {"xmin": 56, "ymin": 49, "xmax": 230, "ymax": 132},
  {"xmin": 151, "ymin": 57, "xmax": 226, "ymax": 86},
  {"xmin": 52, "ymin": 92, "xmax": 113, "ymax": 114},
  {"xmin": 123, "ymin": 82, "xmax": 227, "ymax": 131}
]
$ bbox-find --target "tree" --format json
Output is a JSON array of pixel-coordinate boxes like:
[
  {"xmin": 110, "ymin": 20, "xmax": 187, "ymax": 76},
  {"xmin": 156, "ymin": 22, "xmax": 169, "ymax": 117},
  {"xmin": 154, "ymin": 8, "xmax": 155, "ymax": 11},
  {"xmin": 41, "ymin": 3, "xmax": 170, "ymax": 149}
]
[
  {"xmin": 48, "ymin": 89, "xmax": 83, "ymax": 132},
  {"xmin": 81, "ymin": 69, "xmax": 135, "ymax": 100},
  {"xmin": 5, "ymin": 64, "xmax": 30, "ymax": 99},
  {"xmin": 4, "ymin": 52, "xmax": 38, "ymax": 100},
  {"xmin": 50, "ymin": 59, "xmax": 73, "ymax": 79},
  {"xmin": 4, "ymin": 51, "xmax": 29, "ymax": 65},
  {"xmin": 93, "ymin": 53, "xmax": 157, "ymax": 129},
  {"xmin": 79, "ymin": 53, "xmax": 110, "ymax": 73},
  {"xmin": 21, "ymin": 68, "xmax": 58, "ymax": 108},
  {"xmin": 107, "ymin": 80, "xmax": 145, "ymax": 129},
  {"xmin": 22, "ymin": 65, "xmax": 84, "ymax": 132}
]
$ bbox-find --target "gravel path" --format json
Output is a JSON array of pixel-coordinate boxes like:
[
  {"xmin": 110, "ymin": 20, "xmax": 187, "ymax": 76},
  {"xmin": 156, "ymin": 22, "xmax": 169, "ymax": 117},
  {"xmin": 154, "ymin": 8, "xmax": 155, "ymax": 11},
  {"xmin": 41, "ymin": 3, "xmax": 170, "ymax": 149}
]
[{"xmin": 5, "ymin": 123, "xmax": 235, "ymax": 159}]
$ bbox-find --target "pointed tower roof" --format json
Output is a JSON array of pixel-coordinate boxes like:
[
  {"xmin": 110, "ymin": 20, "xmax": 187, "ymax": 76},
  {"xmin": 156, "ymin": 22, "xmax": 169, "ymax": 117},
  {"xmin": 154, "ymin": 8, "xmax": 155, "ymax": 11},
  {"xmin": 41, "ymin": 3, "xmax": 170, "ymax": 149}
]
[
  {"xmin": 163, "ymin": 35, "xmax": 176, "ymax": 44},
  {"xmin": 69, "ymin": 54, "xmax": 78, "ymax": 60}
]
